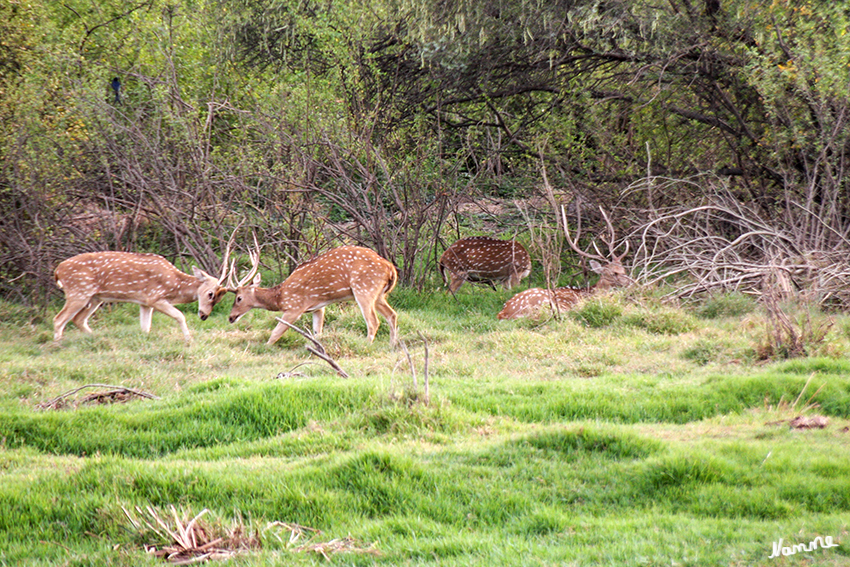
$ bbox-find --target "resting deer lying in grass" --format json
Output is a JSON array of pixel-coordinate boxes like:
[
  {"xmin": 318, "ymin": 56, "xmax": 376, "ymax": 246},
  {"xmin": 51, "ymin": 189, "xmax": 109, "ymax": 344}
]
[
  {"xmin": 227, "ymin": 242, "xmax": 399, "ymax": 345},
  {"xmin": 53, "ymin": 242, "xmax": 234, "ymax": 342},
  {"xmin": 439, "ymin": 236, "xmax": 531, "ymax": 293},
  {"xmin": 498, "ymin": 207, "xmax": 632, "ymax": 320}
]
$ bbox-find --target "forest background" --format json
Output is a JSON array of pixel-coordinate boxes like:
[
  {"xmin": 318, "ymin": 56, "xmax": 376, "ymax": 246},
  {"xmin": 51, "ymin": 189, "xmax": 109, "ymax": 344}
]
[{"xmin": 1, "ymin": 0, "xmax": 850, "ymax": 306}]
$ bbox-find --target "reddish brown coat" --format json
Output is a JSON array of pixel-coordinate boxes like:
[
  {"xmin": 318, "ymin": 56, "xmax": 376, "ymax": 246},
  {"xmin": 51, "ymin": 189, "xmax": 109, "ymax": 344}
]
[
  {"xmin": 439, "ymin": 237, "xmax": 531, "ymax": 293},
  {"xmin": 53, "ymin": 251, "xmax": 228, "ymax": 341},
  {"xmin": 228, "ymin": 246, "xmax": 399, "ymax": 345},
  {"xmin": 497, "ymin": 258, "xmax": 631, "ymax": 320}
]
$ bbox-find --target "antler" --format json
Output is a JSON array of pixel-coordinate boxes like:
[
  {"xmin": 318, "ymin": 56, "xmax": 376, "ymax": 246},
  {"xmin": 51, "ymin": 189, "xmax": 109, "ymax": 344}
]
[
  {"xmin": 598, "ymin": 207, "xmax": 630, "ymax": 262},
  {"xmin": 561, "ymin": 205, "xmax": 629, "ymax": 262},
  {"xmin": 217, "ymin": 220, "xmax": 247, "ymax": 285},
  {"xmin": 226, "ymin": 231, "xmax": 261, "ymax": 290}
]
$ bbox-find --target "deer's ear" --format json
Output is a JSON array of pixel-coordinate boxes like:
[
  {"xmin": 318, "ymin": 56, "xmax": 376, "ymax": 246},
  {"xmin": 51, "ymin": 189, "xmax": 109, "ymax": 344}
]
[
  {"xmin": 589, "ymin": 260, "xmax": 605, "ymax": 274},
  {"xmin": 192, "ymin": 266, "xmax": 212, "ymax": 280},
  {"xmin": 252, "ymin": 273, "xmax": 262, "ymax": 286}
]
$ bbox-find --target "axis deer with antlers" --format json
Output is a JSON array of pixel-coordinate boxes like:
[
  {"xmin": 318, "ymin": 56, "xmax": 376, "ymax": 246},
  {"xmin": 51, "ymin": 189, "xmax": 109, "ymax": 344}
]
[
  {"xmin": 439, "ymin": 236, "xmax": 531, "ymax": 294},
  {"xmin": 227, "ymin": 244, "xmax": 399, "ymax": 345},
  {"xmin": 53, "ymin": 246, "xmax": 234, "ymax": 342},
  {"xmin": 498, "ymin": 207, "xmax": 632, "ymax": 320}
]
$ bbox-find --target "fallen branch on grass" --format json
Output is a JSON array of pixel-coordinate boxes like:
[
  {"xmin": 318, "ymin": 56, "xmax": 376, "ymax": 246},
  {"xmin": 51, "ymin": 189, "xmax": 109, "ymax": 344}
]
[
  {"xmin": 766, "ymin": 415, "xmax": 830, "ymax": 429},
  {"xmin": 122, "ymin": 505, "xmax": 260, "ymax": 564},
  {"xmin": 292, "ymin": 535, "xmax": 382, "ymax": 560},
  {"xmin": 274, "ymin": 318, "xmax": 350, "ymax": 378},
  {"xmin": 37, "ymin": 384, "xmax": 159, "ymax": 410}
]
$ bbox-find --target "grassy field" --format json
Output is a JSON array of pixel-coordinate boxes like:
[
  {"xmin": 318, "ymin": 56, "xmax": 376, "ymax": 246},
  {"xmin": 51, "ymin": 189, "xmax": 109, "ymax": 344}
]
[{"xmin": 1, "ymin": 287, "xmax": 849, "ymax": 566}]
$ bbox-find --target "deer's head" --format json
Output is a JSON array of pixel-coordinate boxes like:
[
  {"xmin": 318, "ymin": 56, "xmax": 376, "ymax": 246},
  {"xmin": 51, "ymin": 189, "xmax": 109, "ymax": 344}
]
[
  {"xmin": 564, "ymin": 206, "xmax": 633, "ymax": 291},
  {"xmin": 196, "ymin": 228, "xmax": 243, "ymax": 320},
  {"xmin": 194, "ymin": 267, "xmax": 231, "ymax": 320}
]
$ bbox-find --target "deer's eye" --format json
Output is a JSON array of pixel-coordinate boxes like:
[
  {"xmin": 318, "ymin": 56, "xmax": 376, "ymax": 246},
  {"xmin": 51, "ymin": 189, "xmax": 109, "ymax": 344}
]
[{"xmin": 208, "ymin": 291, "xmax": 214, "ymax": 299}]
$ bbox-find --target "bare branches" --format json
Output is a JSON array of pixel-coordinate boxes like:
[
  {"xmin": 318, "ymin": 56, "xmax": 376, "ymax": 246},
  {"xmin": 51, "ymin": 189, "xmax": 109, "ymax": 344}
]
[{"xmin": 624, "ymin": 175, "xmax": 850, "ymax": 307}]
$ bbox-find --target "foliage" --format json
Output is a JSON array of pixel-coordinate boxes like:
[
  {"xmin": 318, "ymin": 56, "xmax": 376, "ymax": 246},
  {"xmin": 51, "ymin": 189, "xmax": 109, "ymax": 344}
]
[{"xmin": 4, "ymin": 0, "xmax": 850, "ymax": 319}]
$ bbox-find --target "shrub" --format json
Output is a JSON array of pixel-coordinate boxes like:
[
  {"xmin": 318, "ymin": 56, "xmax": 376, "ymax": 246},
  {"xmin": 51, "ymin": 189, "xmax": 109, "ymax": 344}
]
[
  {"xmin": 695, "ymin": 292, "xmax": 757, "ymax": 319},
  {"xmin": 569, "ymin": 297, "xmax": 622, "ymax": 328},
  {"xmin": 623, "ymin": 309, "xmax": 698, "ymax": 335}
]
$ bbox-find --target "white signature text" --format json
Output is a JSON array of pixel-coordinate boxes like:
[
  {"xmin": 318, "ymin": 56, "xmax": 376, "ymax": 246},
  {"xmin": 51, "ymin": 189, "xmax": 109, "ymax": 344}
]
[{"xmin": 769, "ymin": 536, "xmax": 839, "ymax": 558}]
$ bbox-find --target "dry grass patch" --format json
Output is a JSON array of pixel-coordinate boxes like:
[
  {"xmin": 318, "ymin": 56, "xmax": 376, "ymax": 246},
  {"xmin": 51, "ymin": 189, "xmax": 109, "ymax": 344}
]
[{"xmin": 122, "ymin": 506, "xmax": 382, "ymax": 564}]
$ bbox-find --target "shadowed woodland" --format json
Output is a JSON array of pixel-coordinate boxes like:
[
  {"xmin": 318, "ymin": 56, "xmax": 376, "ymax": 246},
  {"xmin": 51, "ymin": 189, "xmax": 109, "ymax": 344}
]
[{"xmin": 2, "ymin": 0, "xmax": 850, "ymax": 307}]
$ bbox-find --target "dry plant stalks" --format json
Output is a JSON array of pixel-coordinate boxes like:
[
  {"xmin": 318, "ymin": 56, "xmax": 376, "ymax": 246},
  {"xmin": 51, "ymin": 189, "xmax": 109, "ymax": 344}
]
[
  {"xmin": 264, "ymin": 521, "xmax": 321, "ymax": 546},
  {"xmin": 758, "ymin": 287, "xmax": 833, "ymax": 360},
  {"xmin": 37, "ymin": 384, "xmax": 159, "ymax": 410},
  {"xmin": 764, "ymin": 373, "xmax": 830, "ymax": 429},
  {"xmin": 264, "ymin": 521, "xmax": 381, "ymax": 559},
  {"xmin": 397, "ymin": 332, "xmax": 431, "ymax": 404},
  {"xmin": 623, "ymin": 175, "xmax": 850, "ymax": 308},
  {"xmin": 760, "ymin": 288, "xmax": 805, "ymax": 359},
  {"xmin": 122, "ymin": 505, "xmax": 260, "ymax": 564},
  {"xmin": 274, "ymin": 318, "xmax": 350, "ymax": 378}
]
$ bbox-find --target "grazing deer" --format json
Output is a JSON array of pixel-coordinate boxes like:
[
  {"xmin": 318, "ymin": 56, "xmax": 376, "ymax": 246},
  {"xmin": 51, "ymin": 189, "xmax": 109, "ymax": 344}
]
[
  {"xmin": 497, "ymin": 207, "xmax": 632, "ymax": 320},
  {"xmin": 227, "ymin": 244, "xmax": 399, "ymax": 345},
  {"xmin": 53, "ymin": 245, "xmax": 234, "ymax": 342},
  {"xmin": 439, "ymin": 236, "xmax": 531, "ymax": 293}
]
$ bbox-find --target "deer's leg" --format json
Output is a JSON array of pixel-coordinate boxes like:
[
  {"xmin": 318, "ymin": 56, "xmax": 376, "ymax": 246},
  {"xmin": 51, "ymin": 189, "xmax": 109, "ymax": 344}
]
[
  {"xmin": 505, "ymin": 267, "xmax": 520, "ymax": 290},
  {"xmin": 353, "ymin": 293, "xmax": 381, "ymax": 342},
  {"xmin": 71, "ymin": 300, "xmax": 103, "ymax": 333},
  {"xmin": 268, "ymin": 309, "xmax": 305, "ymax": 345},
  {"xmin": 150, "ymin": 300, "xmax": 192, "ymax": 342},
  {"xmin": 54, "ymin": 298, "xmax": 91, "ymax": 341},
  {"xmin": 448, "ymin": 273, "xmax": 466, "ymax": 294},
  {"xmin": 311, "ymin": 308, "xmax": 325, "ymax": 336},
  {"xmin": 140, "ymin": 306, "xmax": 154, "ymax": 333},
  {"xmin": 374, "ymin": 296, "xmax": 398, "ymax": 345}
]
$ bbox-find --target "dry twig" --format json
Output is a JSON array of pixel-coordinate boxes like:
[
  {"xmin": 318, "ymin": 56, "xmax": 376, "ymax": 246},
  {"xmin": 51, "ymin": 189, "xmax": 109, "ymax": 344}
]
[
  {"xmin": 274, "ymin": 318, "xmax": 350, "ymax": 378},
  {"xmin": 38, "ymin": 384, "xmax": 158, "ymax": 410},
  {"xmin": 293, "ymin": 536, "xmax": 382, "ymax": 560}
]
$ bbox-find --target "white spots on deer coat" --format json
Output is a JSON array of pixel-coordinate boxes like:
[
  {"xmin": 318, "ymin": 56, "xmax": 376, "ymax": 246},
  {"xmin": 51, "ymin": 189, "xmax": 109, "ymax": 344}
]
[
  {"xmin": 229, "ymin": 245, "xmax": 399, "ymax": 345},
  {"xmin": 439, "ymin": 237, "xmax": 531, "ymax": 293},
  {"xmin": 52, "ymin": 251, "xmax": 226, "ymax": 342},
  {"xmin": 497, "ymin": 287, "xmax": 587, "ymax": 320},
  {"xmin": 497, "ymin": 259, "xmax": 633, "ymax": 320}
]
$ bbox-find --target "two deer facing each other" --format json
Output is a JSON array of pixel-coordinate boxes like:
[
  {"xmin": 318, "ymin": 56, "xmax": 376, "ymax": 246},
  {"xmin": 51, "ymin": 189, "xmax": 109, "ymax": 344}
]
[
  {"xmin": 53, "ymin": 239, "xmax": 398, "ymax": 346},
  {"xmin": 438, "ymin": 207, "xmax": 633, "ymax": 320}
]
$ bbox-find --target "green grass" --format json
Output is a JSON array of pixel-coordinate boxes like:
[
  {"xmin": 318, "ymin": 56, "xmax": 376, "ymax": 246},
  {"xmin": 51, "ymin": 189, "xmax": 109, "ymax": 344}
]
[{"xmin": 1, "ymin": 289, "xmax": 850, "ymax": 566}]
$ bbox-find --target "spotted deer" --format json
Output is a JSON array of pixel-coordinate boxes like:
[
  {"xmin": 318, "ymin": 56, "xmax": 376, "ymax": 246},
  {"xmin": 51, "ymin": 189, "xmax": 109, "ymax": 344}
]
[
  {"xmin": 438, "ymin": 236, "xmax": 531, "ymax": 294},
  {"xmin": 227, "ymin": 244, "xmax": 399, "ymax": 345},
  {"xmin": 53, "ymin": 244, "xmax": 234, "ymax": 342},
  {"xmin": 497, "ymin": 207, "xmax": 632, "ymax": 320}
]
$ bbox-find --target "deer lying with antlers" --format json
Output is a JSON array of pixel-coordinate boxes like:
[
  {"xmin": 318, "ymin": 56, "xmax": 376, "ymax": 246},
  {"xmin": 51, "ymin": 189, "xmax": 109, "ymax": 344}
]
[
  {"xmin": 53, "ymin": 247, "xmax": 233, "ymax": 342},
  {"xmin": 439, "ymin": 236, "xmax": 531, "ymax": 293},
  {"xmin": 227, "ymin": 243, "xmax": 399, "ymax": 345},
  {"xmin": 497, "ymin": 207, "xmax": 632, "ymax": 320}
]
